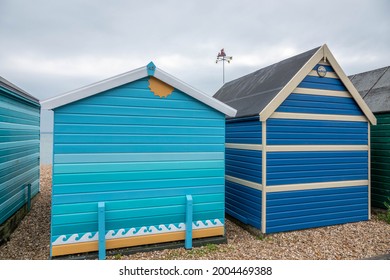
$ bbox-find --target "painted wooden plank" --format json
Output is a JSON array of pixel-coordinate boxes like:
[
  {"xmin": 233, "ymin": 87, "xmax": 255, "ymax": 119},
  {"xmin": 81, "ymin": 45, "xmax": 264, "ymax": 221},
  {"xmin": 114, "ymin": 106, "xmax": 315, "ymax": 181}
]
[
  {"xmin": 55, "ymin": 114, "xmax": 224, "ymax": 128},
  {"xmin": 225, "ymin": 175, "xmax": 262, "ymax": 191},
  {"xmin": 55, "ymin": 160, "xmax": 224, "ymax": 174},
  {"xmin": 54, "ymin": 143, "xmax": 225, "ymax": 153},
  {"xmin": 225, "ymin": 143, "xmax": 262, "ymax": 150},
  {"xmin": 266, "ymin": 180, "xmax": 368, "ymax": 192},
  {"xmin": 308, "ymin": 70, "xmax": 338, "ymax": 79},
  {"xmin": 292, "ymin": 87, "xmax": 350, "ymax": 98},
  {"xmin": 55, "ymin": 152, "xmax": 224, "ymax": 164},
  {"xmin": 267, "ymin": 145, "xmax": 368, "ymax": 152},
  {"xmin": 270, "ymin": 112, "xmax": 367, "ymax": 122}
]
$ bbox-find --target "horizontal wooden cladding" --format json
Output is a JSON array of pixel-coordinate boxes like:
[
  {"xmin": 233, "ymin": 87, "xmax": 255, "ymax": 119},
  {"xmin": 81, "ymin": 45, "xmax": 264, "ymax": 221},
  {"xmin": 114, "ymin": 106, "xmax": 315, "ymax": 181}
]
[
  {"xmin": 275, "ymin": 93, "xmax": 364, "ymax": 116},
  {"xmin": 292, "ymin": 87, "xmax": 351, "ymax": 98},
  {"xmin": 226, "ymin": 143, "xmax": 368, "ymax": 152},
  {"xmin": 52, "ymin": 193, "xmax": 223, "ymax": 215},
  {"xmin": 298, "ymin": 75, "xmax": 348, "ymax": 91},
  {"xmin": 53, "ymin": 176, "xmax": 224, "ymax": 195},
  {"xmin": 52, "ymin": 201, "xmax": 223, "ymax": 226},
  {"xmin": 266, "ymin": 186, "xmax": 368, "ymax": 233},
  {"xmin": 226, "ymin": 148, "xmax": 262, "ymax": 184},
  {"xmin": 53, "ymin": 168, "xmax": 224, "ymax": 186},
  {"xmin": 0, "ymin": 91, "xmax": 40, "ymax": 224},
  {"xmin": 55, "ymin": 160, "xmax": 224, "ymax": 174},
  {"xmin": 52, "ymin": 211, "xmax": 224, "ymax": 236},
  {"xmin": 55, "ymin": 152, "xmax": 223, "ymax": 164},
  {"xmin": 55, "ymin": 124, "xmax": 223, "ymax": 136},
  {"xmin": 226, "ymin": 180, "xmax": 261, "ymax": 229},
  {"xmin": 226, "ymin": 118, "xmax": 261, "ymax": 144},
  {"xmin": 55, "ymin": 114, "xmax": 224, "ymax": 128},
  {"xmin": 54, "ymin": 134, "xmax": 224, "ymax": 144},
  {"xmin": 51, "ymin": 227, "xmax": 224, "ymax": 257},
  {"xmin": 54, "ymin": 143, "xmax": 225, "ymax": 153},
  {"xmin": 267, "ymin": 118, "xmax": 368, "ymax": 145},
  {"xmin": 270, "ymin": 112, "xmax": 367, "ymax": 122},
  {"xmin": 370, "ymin": 113, "xmax": 390, "ymax": 208},
  {"xmin": 267, "ymin": 151, "xmax": 368, "ymax": 186}
]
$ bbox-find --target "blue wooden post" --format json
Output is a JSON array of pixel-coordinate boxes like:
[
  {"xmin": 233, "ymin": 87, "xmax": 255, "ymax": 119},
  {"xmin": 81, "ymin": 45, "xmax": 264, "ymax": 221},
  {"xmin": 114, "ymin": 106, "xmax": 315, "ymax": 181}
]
[
  {"xmin": 27, "ymin": 184, "xmax": 31, "ymax": 212},
  {"xmin": 98, "ymin": 202, "xmax": 106, "ymax": 260},
  {"xmin": 185, "ymin": 195, "xmax": 193, "ymax": 249}
]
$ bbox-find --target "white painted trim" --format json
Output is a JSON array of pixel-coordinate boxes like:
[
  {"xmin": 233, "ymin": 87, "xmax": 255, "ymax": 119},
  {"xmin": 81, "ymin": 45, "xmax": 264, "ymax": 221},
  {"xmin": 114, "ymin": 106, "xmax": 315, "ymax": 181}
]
[
  {"xmin": 225, "ymin": 175, "xmax": 263, "ymax": 191},
  {"xmin": 368, "ymin": 123, "xmax": 371, "ymax": 219},
  {"xmin": 225, "ymin": 143, "xmax": 262, "ymax": 151},
  {"xmin": 308, "ymin": 70, "xmax": 338, "ymax": 79},
  {"xmin": 267, "ymin": 145, "xmax": 368, "ymax": 152},
  {"xmin": 293, "ymin": 87, "xmax": 351, "ymax": 98},
  {"xmin": 261, "ymin": 121, "xmax": 267, "ymax": 234},
  {"xmin": 259, "ymin": 44, "xmax": 376, "ymax": 125},
  {"xmin": 270, "ymin": 112, "xmax": 368, "ymax": 122},
  {"xmin": 266, "ymin": 180, "xmax": 369, "ymax": 193},
  {"xmin": 40, "ymin": 64, "xmax": 237, "ymax": 117},
  {"xmin": 154, "ymin": 68, "xmax": 236, "ymax": 117},
  {"xmin": 323, "ymin": 45, "xmax": 376, "ymax": 125},
  {"xmin": 41, "ymin": 67, "xmax": 147, "ymax": 110},
  {"xmin": 260, "ymin": 46, "xmax": 324, "ymax": 121}
]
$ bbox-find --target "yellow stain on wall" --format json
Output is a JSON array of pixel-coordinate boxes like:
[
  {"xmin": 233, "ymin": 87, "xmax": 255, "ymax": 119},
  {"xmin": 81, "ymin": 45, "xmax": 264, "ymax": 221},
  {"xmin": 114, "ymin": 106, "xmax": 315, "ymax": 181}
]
[
  {"xmin": 148, "ymin": 76, "xmax": 174, "ymax": 98},
  {"xmin": 52, "ymin": 227, "xmax": 224, "ymax": 257}
]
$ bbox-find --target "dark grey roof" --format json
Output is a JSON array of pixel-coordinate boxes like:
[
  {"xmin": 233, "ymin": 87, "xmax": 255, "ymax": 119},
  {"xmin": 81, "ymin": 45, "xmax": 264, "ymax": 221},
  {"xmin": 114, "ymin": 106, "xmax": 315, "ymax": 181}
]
[
  {"xmin": 0, "ymin": 75, "xmax": 39, "ymax": 104},
  {"xmin": 213, "ymin": 47, "xmax": 320, "ymax": 118},
  {"xmin": 349, "ymin": 66, "xmax": 390, "ymax": 113}
]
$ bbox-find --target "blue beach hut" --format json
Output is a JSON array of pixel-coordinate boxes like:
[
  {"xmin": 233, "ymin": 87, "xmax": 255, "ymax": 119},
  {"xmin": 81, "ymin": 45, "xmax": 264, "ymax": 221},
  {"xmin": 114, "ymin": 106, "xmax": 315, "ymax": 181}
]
[
  {"xmin": 214, "ymin": 44, "xmax": 376, "ymax": 233},
  {"xmin": 41, "ymin": 62, "xmax": 236, "ymax": 257},
  {"xmin": 0, "ymin": 76, "xmax": 40, "ymax": 243}
]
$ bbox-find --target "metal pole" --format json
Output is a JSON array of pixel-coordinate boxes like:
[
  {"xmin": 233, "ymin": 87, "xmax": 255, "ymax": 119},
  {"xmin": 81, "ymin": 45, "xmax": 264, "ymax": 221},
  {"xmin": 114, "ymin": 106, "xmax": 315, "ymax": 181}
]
[{"xmin": 222, "ymin": 59, "xmax": 225, "ymax": 84}]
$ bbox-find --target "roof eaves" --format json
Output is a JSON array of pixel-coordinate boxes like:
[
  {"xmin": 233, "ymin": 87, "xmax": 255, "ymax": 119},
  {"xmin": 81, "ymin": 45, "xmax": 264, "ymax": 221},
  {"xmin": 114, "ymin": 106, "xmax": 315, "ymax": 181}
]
[{"xmin": 154, "ymin": 68, "xmax": 237, "ymax": 117}]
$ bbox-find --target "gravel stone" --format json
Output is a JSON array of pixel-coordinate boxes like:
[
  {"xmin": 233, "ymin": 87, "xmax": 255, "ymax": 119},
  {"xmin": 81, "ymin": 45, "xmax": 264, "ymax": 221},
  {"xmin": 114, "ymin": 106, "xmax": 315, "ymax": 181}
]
[{"xmin": 1, "ymin": 165, "xmax": 389, "ymax": 260}]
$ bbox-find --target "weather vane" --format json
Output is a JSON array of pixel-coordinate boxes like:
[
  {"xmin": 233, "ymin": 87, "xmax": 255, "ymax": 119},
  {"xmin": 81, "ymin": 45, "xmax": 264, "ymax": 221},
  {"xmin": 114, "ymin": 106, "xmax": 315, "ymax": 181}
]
[{"xmin": 216, "ymin": 48, "xmax": 232, "ymax": 84}]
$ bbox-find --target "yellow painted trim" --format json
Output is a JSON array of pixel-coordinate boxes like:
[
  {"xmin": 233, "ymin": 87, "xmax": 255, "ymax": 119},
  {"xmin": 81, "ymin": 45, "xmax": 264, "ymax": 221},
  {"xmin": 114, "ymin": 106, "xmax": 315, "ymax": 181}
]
[
  {"xmin": 267, "ymin": 145, "xmax": 368, "ymax": 152},
  {"xmin": 52, "ymin": 227, "xmax": 224, "ymax": 257},
  {"xmin": 225, "ymin": 143, "xmax": 262, "ymax": 151},
  {"xmin": 148, "ymin": 76, "xmax": 174, "ymax": 98},
  {"xmin": 225, "ymin": 175, "xmax": 263, "ymax": 191},
  {"xmin": 293, "ymin": 87, "xmax": 351, "ymax": 98},
  {"xmin": 266, "ymin": 180, "xmax": 369, "ymax": 193},
  {"xmin": 270, "ymin": 111, "xmax": 368, "ymax": 122},
  {"xmin": 308, "ymin": 69, "xmax": 338, "ymax": 79},
  {"xmin": 261, "ymin": 120, "xmax": 267, "ymax": 234}
]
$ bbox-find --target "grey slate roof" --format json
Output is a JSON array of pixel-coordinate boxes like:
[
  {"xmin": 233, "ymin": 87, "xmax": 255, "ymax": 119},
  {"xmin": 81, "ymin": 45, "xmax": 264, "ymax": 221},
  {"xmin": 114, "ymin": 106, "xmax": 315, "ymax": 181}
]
[
  {"xmin": 0, "ymin": 75, "xmax": 39, "ymax": 104},
  {"xmin": 349, "ymin": 66, "xmax": 390, "ymax": 113},
  {"xmin": 213, "ymin": 46, "xmax": 320, "ymax": 118}
]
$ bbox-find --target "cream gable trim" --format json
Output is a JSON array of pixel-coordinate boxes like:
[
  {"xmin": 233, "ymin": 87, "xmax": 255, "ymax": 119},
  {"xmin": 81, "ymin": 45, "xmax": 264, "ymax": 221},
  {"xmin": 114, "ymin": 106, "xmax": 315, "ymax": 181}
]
[{"xmin": 259, "ymin": 44, "xmax": 376, "ymax": 125}]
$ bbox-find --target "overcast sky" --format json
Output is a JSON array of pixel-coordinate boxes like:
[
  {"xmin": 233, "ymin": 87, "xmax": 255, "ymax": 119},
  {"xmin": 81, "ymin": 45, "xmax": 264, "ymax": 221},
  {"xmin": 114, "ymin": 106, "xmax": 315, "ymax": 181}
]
[{"xmin": 1, "ymin": 0, "xmax": 389, "ymax": 130}]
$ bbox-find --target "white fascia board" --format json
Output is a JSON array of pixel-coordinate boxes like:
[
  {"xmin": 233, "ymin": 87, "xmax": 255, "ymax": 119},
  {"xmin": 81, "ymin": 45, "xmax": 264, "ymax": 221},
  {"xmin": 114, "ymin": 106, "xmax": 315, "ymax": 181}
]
[
  {"xmin": 154, "ymin": 68, "xmax": 237, "ymax": 117},
  {"xmin": 41, "ymin": 66, "xmax": 148, "ymax": 110}
]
